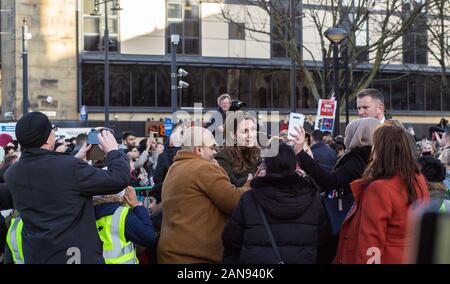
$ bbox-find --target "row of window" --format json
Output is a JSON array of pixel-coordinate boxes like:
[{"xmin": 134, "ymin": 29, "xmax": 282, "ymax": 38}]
[
  {"xmin": 81, "ymin": 0, "xmax": 434, "ymax": 64},
  {"xmin": 81, "ymin": 63, "xmax": 450, "ymax": 112}
]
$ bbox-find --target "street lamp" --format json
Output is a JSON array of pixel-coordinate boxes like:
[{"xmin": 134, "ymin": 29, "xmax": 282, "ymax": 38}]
[
  {"xmin": 91, "ymin": 0, "xmax": 122, "ymax": 128},
  {"xmin": 324, "ymin": 27, "xmax": 348, "ymax": 136},
  {"xmin": 22, "ymin": 19, "xmax": 32, "ymax": 115},
  {"xmin": 170, "ymin": 23, "xmax": 180, "ymax": 114}
]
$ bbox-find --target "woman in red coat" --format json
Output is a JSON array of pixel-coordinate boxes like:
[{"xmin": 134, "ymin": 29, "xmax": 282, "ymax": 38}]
[{"xmin": 335, "ymin": 123, "xmax": 429, "ymax": 264}]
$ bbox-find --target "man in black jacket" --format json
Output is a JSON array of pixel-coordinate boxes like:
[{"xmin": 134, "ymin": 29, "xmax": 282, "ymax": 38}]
[{"xmin": 4, "ymin": 112, "xmax": 130, "ymax": 264}]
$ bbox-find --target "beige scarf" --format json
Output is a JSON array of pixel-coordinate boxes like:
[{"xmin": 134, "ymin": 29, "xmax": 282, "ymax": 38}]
[{"xmin": 344, "ymin": 117, "xmax": 382, "ymax": 150}]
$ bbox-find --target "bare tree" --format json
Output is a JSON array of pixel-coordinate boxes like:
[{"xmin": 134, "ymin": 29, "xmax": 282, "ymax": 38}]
[
  {"xmin": 219, "ymin": 0, "xmax": 434, "ymax": 109},
  {"xmin": 426, "ymin": 0, "xmax": 450, "ymax": 105}
]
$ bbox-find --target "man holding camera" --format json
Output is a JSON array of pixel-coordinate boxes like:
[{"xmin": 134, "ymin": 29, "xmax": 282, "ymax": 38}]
[
  {"xmin": 4, "ymin": 112, "xmax": 130, "ymax": 264},
  {"xmin": 205, "ymin": 94, "xmax": 231, "ymax": 134}
]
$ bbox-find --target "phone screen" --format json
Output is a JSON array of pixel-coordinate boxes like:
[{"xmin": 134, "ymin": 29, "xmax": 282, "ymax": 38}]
[{"xmin": 288, "ymin": 113, "xmax": 305, "ymax": 140}]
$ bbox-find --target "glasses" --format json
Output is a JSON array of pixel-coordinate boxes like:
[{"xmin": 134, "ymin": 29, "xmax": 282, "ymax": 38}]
[{"xmin": 52, "ymin": 125, "xmax": 58, "ymax": 132}]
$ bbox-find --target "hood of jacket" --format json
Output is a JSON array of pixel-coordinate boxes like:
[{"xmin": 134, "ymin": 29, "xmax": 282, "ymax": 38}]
[
  {"xmin": 250, "ymin": 173, "xmax": 318, "ymax": 220},
  {"xmin": 94, "ymin": 202, "xmax": 122, "ymax": 220}
]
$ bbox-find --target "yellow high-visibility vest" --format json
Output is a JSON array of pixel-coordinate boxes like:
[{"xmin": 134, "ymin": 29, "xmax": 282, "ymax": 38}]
[
  {"xmin": 96, "ymin": 207, "xmax": 138, "ymax": 264},
  {"xmin": 6, "ymin": 217, "xmax": 24, "ymax": 264}
]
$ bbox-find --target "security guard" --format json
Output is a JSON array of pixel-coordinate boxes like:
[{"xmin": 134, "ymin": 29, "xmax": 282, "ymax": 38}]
[
  {"xmin": 96, "ymin": 206, "xmax": 138, "ymax": 264},
  {"xmin": 95, "ymin": 186, "xmax": 156, "ymax": 264},
  {"xmin": 5, "ymin": 216, "xmax": 24, "ymax": 264}
]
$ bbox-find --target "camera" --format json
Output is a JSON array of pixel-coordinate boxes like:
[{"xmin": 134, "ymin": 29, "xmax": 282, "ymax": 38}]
[{"xmin": 229, "ymin": 99, "xmax": 246, "ymax": 111}]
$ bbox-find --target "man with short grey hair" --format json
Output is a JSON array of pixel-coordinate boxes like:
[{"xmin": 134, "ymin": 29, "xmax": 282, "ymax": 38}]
[{"xmin": 356, "ymin": 89, "xmax": 386, "ymax": 123}]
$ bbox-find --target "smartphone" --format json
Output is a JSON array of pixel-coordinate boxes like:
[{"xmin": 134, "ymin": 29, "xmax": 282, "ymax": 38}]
[
  {"xmin": 86, "ymin": 127, "xmax": 114, "ymax": 161},
  {"xmin": 288, "ymin": 113, "xmax": 305, "ymax": 140}
]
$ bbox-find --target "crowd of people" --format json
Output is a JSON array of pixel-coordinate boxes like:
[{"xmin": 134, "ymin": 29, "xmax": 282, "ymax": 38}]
[{"xmin": 0, "ymin": 88, "xmax": 449, "ymax": 264}]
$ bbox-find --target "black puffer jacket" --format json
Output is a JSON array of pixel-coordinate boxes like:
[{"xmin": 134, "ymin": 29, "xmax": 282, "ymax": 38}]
[{"xmin": 222, "ymin": 173, "xmax": 322, "ymax": 264}]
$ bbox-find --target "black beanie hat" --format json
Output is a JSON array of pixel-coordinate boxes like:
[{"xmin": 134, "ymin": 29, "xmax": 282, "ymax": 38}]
[
  {"xmin": 16, "ymin": 112, "xmax": 53, "ymax": 149},
  {"xmin": 418, "ymin": 156, "xmax": 447, "ymax": 182}
]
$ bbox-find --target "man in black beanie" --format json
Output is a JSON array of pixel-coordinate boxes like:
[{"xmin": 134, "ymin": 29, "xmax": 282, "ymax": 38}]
[
  {"xmin": 418, "ymin": 155, "xmax": 447, "ymax": 209},
  {"xmin": 4, "ymin": 111, "xmax": 130, "ymax": 264}
]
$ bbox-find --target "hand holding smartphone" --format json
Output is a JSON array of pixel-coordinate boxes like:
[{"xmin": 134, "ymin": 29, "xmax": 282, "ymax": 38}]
[{"xmin": 288, "ymin": 113, "xmax": 305, "ymax": 140}]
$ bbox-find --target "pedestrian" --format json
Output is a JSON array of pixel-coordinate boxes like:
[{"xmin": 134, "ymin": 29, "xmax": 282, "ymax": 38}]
[
  {"xmin": 94, "ymin": 186, "xmax": 156, "ymax": 264},
  {"xmin": 119, "ymin": 131, "xmax": 137, "ymax": 151},
  {"xmin": 418, "ymin": 156, "xmax": 447, "ymax": 211},
  {"xmin": 291, "ymin": 117, "xmax": 381, "ymax": 263},
  {"xmin": 4, "ymin": 112, "xmax": 130, "ymax": 264},
  {"xmin": 222, "ymin": 143, "xmax": 323, "ymax": 264},
  {"xmin": 157, "ymin": 127, "xmax": 250, "ymax": 264},
  {"xmin": 309, "ymin": 130, "xmax": 337, "ymax": 173},
  {"xmin": 335, "ymin": 124, "xmax": 429, "ymax": 264},
  {"xmin": 204, "ymin": 93, "xmax": 232, "ymax": 135},
  {"xmin": 215, "ymin": 111, "xmax": 260, "ymax": 187}
]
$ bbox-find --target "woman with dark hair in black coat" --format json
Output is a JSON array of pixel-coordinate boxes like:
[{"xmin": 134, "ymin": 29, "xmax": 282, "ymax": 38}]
[{"xmin": 222, "ymin": 143, "xmax": 323, "ymax": 264}]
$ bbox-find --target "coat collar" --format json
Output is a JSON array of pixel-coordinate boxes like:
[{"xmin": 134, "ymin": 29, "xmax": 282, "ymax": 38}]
[
  {"xmin": 342, "ymin": 179, "xmax": 366, "ymax": 223},
  {"xmin": 21, "ymin": 148, "xmax": 61, "ymax": 158}
]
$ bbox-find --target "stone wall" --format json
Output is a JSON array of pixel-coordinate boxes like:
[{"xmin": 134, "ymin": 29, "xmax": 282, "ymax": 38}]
[{"xmin": 1, "ymin": 0, "xmax": 77, "ymax": 120}]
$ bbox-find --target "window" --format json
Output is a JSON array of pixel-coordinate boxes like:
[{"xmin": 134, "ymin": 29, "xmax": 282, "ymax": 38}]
[
  {"xmin": 425, "ymin": 76, "xmax": 442, "ymax": 111},
  {"xmin": 166, "ymin": 0, "xmax": 200, "ymax": 55},
  {"xmin": 83, "ymin": 0, "xmax": 119, "ymax": 52},
  {"xmin": 271, "ymin": 14, "xmax": 302, "ymax": 58},
  {"xmin": 179, "ymin": 67, "xmax": 203, "ymax": 107},
  {"xmin": 402, "ymin": 1, "xmax": 427, "ymax": 64},
  {"xmin": 272, "ymin": 71, "xmax": 290, "ymax": 108},
  {"xmin": 344, "ymin": 12, "xmax": 369, "ymax": 62},
  {"xmin": 250, "ymin": 70, "xmax": 272, "ymax": 108},
  {"xmin": 229, "ymin": 22, "xmax": 245, "ymax": 40},
  {"xmin": 391, "ymin": 77, "xmax": 408, "ymax": 110},
  {"xmin": 371, "ymin": 75, "xmax": 391, "ymax": 110}
]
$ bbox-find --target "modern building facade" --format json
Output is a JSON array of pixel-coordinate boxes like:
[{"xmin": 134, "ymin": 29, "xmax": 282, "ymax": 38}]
[{"xmin": 1, "ymin": 0, "xmax": 449, "ymax": 136}]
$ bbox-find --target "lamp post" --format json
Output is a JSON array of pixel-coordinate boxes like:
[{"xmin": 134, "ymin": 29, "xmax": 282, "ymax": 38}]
[
  {"xmin": 289, "ymin": 0, "xmax": 296, "ymax": 113},
  {"xmin": 324, "ymin": 27, "xmax": 348, "ymax": 136},
  {"xmin": 91, "ymin": 0, "xmax": 122, "ymax": 128},
  {"xmin": 170, "ymin": 23, "xmax": 180, "ymax": 114},
  {"xmin": 22, "ymin": 19, "xmax": 32, "ymax": 115}
]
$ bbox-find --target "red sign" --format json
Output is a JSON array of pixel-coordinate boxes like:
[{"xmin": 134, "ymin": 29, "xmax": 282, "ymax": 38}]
[{"xmin": 319, "ymin": 100, "xmax": 336, "ymax": 117}]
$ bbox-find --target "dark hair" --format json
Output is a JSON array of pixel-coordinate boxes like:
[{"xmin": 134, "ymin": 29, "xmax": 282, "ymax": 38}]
[
  {"xmin": 138, "ymin": 138, "xmax": 148, "ymax": 153},
  {"xmin": 76, "ymin": 133, "xmax": 88, "ymax": 145},
  {"xmin": 122, "ymin": 131, "xmax": 136, "ymax": 141},
  {"xmin": 362, "ymin": 124, "xmax": 425, "ymax": 204},
  {"xmin": 223, "ymin": 111, "xmax": 260, "ymax": 174},
  {"xmin": 264, "ymin": 143, "xmax": 296, "ymax": 176},
  {"xmin": 311, "ymin": 130, "xmax": 324, "ymax": 142},
  {"xmin": 357, "ymin": 88, "xmax": 385, "ymax": 103},
  {"xmin": 322, "ymin": 131, "xmax": 332, "ymax": 137},
  {"xmin": 330, "ymin": 142, "xmax": 344, "ymax": 154},
  {"xmin": 124, "ymin": 146, "xmax": 138, "ymax": 154}
]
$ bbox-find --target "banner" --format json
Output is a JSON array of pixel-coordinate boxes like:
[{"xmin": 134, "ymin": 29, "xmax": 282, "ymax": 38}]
[{"xmin": 315, "ymin": 99, "xmax": 337, "ymax": 133}]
